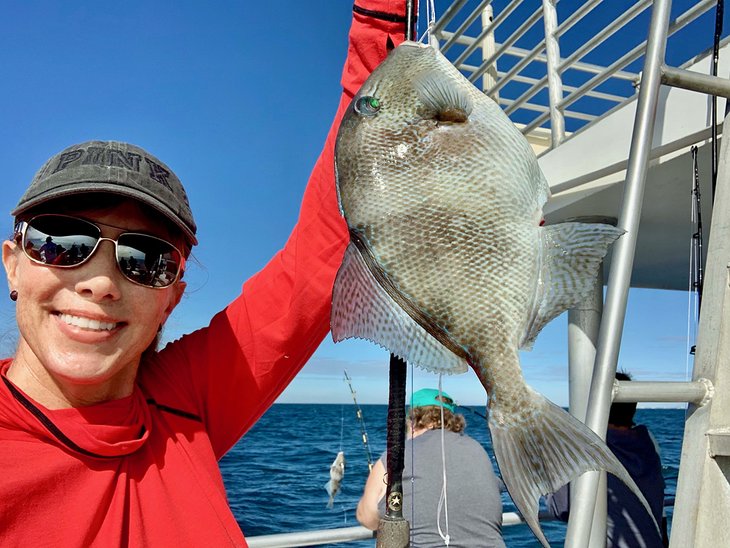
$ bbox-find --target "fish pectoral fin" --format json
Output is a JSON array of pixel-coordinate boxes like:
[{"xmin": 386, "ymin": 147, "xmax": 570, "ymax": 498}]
[
  {"xmin": 331, "ymin": 242, "xmax": 468, "ymax": 375},
  {"xmin": 488, "ymin": 390, "xmax": 659, "ymax": 548},
  {"xmin": 521, "ymin": 222, "xmax": 624, "ymax": 349},
  {"xmin": 414, "ymin": 70, "xmax": 472, "ymax": 123}
]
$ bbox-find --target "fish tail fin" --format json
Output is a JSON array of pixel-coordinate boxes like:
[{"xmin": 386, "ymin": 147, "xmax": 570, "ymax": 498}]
[{"xmin": 488, "ymin": 389, "xmax": 657, "ymax": 548}]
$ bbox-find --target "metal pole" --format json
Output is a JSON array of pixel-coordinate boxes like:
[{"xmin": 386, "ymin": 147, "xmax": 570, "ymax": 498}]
[
  {"xmin": 567, "ymin": 270, "xmax": 607, "ymax": 547},
  {"xmin": 542, "ymin": 0, "xmax": 566, "ymax": 147},
  {"xmin": 480, "ymin": 4, "xmax": 498, "ymax": 97},
  {"xmin": 613, "ymin": 379, "xmax": 713, "ymax": 404},
  {"xmin": 660, "ymin": 65, "xmax": 730, "ymax": 98},
  {"xmin": 564, "ymin": 1, "xmax": 672, "ymax": 546}
]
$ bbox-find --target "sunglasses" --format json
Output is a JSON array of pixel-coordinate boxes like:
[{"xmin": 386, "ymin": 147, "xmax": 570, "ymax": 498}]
[{"xmin": 15, "ymin": 214, "xmax": 185, "ymax": 289}]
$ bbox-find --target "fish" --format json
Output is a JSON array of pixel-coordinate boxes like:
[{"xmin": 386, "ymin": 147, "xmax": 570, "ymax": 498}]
[
  {"xmin": 325, "ymin": 451, "xmax": 346, "ymax": 509},
  {"xmin": 331, "ymin": 41, "xmax": 654, "ymax": 546}
]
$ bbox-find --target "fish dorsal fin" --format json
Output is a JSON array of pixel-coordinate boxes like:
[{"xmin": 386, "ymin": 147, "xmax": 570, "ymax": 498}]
[
  {"xmin": 331, "ymin": 242, "xmax": 468, "ymax": 375},
  {"xmin": 520, "ymin": 222, "xmax": 624, "ymax": 349},
  {"xmin": 415, "ymin": 70, "xmax": 472, "ymax": 123}
]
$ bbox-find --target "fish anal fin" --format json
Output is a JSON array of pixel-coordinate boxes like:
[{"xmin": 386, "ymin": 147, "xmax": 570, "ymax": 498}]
[
  {"xmin": 331, "ymin": 242, "xmax": 468, "ymax": 375},
  {"xmin": 521, "ymin": 223, "xmax": 624, "ymax": 349},
  {"xmin": 489, "ymin": 390, "xmax": 658, "ymax": 547}
]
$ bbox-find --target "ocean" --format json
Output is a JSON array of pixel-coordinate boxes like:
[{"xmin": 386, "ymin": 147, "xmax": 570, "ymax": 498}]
[{"xmin": 220, "ymin": 405, "xmax": 685, "ymax": 547}]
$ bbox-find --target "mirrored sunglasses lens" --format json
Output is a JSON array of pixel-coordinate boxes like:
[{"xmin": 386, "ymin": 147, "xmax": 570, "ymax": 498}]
[
  {"xmin": 24, "ymin": 216, "xmax": 98, "ymax": 266},
  {"xmin": 117, "ymin": 234, "xmax": 181, "ymax": 288}
]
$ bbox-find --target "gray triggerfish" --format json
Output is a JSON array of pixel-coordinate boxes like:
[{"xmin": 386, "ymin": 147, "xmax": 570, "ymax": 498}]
[{"xmin": 332, "ymin": 41, "xmax": 654, "ymax": 547}]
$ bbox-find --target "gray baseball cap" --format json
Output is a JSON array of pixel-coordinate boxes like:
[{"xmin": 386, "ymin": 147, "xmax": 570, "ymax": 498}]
[{"xmin": 12, "ymin": 140, "xmax": 198, "ymax": 246}]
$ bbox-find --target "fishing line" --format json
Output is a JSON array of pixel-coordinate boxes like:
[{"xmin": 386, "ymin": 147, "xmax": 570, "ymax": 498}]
[
  {"xmin": 340, "ymin": 405, "xmax": 344, "ymax": 453},
  {"xmin": 343, "ymin": 370, "xmax": 374, "ymax": 470},
  {"xmin": 436, "ymin": 375, "xmax": 450, "ymax": 546},
  {"xmin": 418, "ymin": 0, "xmax": 438, "ymax": 46}
]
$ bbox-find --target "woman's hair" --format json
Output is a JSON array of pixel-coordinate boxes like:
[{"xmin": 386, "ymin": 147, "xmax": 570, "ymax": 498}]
[{"xmin": 409, "ymin": 406, "xmax": 466, "ymax": 433}]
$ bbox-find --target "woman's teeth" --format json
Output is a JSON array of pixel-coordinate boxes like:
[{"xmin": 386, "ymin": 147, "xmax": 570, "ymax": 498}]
[{"xmin": 59, "ymin": 314, "xmax": 117, "ymax": 331}]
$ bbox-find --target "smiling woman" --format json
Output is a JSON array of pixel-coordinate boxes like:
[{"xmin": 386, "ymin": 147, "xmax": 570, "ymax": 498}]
[{"xmin": 0, "ymin": 1, "xmax": 411, "ymax": 545}]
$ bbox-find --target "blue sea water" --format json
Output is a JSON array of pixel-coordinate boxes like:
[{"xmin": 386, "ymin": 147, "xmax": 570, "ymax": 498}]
[{"xmin": 220, "ymin": 405, "xmax": 685, "ymax": 547}]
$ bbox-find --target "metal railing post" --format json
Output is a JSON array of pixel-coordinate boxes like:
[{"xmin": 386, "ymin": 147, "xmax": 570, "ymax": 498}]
[
  {"xmin": 564, "ymin": 0, "xmax": 672, "ymax": 546},
  {"xmin": 542, "ymin": 0, "xmax": 565, "ymax": 147},
  {"xmin": 568, "ymin": 269, "xmax": 607, "ymax": 547},
  {"xmin": 480, "ymin": 4, "xmax": 498, "ymax": 98}
]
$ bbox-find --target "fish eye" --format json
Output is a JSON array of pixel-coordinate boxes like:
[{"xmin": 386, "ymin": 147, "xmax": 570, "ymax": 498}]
[{"xmin": 355, "ymin": 95, "xmax": 381, "ymax": 116}]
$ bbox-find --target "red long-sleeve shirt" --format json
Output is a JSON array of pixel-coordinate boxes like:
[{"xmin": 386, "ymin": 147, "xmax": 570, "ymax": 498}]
[{"xmin": 0, "ymin": 3, "xmax": 407, "ymax": 545}]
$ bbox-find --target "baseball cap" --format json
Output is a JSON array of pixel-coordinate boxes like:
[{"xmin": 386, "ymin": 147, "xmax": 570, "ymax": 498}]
[
  {"xmin": 12, "ymin": 141, "xmax": 198, "ymax": 246},
  {"xmin": 410, "ymin": 388, "xmax": 456, "ymax": 412}
]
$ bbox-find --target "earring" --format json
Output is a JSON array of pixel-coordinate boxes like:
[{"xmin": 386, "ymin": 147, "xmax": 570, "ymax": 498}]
[{"xmin": 9, "ymin": 290, "xmax": 18, "ymax": 302}]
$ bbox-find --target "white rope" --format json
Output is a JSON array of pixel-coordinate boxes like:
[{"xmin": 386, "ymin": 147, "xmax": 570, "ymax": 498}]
[{"xmin": 436, "ymin": 375, "xmax": 450, "ymax": 546}]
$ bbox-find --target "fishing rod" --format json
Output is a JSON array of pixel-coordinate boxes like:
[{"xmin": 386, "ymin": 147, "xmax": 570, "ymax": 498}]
[
  {"xmin": 343, "ymin": 370, "xmax": 374, "ymax": 471},
  {"xmin": 377, "ymin": 7, "xmax": 416, "ymax": 548},
  {"xmin": 455, "ymin": 403, "xmax": 488, "ymax": 422},
  {"xmin": 691, "ymin": 146, "xmax": 704, "ymax": 316},
  {"xmin": 689, "ymin": 145, "xmax": 704, "ymax": 356},
  {"xmin": 710, "ymin": 0, "xmax": 724, "ymax": 199}
]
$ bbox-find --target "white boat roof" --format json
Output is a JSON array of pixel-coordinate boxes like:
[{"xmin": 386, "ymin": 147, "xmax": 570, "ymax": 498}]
[
  {"xmin": 540, "ymin": 42, "xmax": 729, "ymax": 290},
  {"xmin": 432, "ymin": 1, "xmax": 729, "ymax": 291}
]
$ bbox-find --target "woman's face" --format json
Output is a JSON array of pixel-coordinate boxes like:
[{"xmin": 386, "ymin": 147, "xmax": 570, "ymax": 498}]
[{"xmin": 2, "ymin": 199, "xmax": 187, "ymax": 408}]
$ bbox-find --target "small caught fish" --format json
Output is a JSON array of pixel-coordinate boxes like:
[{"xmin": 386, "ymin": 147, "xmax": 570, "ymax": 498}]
[
  {"xmin": 331, "ymin": 41, "xmax": 654, "ymax": 546},
  {"xmin": 325, "ymin": 451, "xmax": 346, "ymax": 509}
]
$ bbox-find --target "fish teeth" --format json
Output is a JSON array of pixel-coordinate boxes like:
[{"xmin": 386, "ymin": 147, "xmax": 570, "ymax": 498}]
[{"xmin": 60, "ymin": 313, "xmax": 117, "ymax": 331}]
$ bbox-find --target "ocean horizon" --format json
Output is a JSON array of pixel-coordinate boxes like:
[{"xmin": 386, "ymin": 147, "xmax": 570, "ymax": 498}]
[{"xmin": 221, "ymin": 404, "xmax": 685, "ymax": 547}]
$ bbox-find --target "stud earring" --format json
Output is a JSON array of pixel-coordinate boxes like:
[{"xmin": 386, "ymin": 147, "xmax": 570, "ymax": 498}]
[{"xmin": 9, "ymin": 290, "xmax": 18, "ymax": 302}]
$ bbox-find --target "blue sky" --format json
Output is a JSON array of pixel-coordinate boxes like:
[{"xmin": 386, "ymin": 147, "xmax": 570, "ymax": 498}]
[{"xmin": 0, "ymin": 1, "xmax": 714, "ymax": 406}]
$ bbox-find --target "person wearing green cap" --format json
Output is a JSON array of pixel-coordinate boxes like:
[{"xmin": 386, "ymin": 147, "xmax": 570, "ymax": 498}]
[{"xmin": 357, "ymin": 388, "xmax": 505, "ymax": 547}]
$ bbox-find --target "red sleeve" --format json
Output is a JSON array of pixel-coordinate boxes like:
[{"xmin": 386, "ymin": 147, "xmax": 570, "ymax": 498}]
[{"xmin": 146, "ymin": 0, "xmax": 410, "ymax": 458}]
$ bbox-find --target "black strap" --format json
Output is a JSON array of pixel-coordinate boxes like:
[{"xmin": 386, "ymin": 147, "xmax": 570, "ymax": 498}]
[
  {"xmin": 353, "ymin": 4, "xmax": 407, "ymax": 24},
  {"xmin": 146, "ymin": 398, "xmax": 201, "ymax": 422},
  {"xmin": 3, "ymin": 376, "xmax": 118, "ymax": 459},
  {"xmin": 2, "ymin": 377, "xmax": 202, "ymax": 459}
]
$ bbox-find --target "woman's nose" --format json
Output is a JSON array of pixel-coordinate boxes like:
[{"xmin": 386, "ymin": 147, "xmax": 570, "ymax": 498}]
[{"xmin": 73, "ymin": 240, "xmax": 123, "ymax": 301}]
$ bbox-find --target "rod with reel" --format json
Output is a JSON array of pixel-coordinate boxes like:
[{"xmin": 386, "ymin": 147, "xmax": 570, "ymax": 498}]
[{"xmin": 376, "ymin": 5, "xmax": 417, "ymax": 547}]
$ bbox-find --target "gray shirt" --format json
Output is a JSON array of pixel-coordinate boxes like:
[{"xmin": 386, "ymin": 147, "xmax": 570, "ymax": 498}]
[{"xmin": 378, "ymin": 429, "xmax": 505, "ymax": 547}]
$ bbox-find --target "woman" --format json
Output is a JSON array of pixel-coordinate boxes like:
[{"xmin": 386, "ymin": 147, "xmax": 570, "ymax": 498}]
[
  {"xmin": 357, "ymin": 388, "xmax": 505, "ymax": 547},
  {"xmin": 0, "ymin": 2, "xmax": 408, "ymax": 544}
]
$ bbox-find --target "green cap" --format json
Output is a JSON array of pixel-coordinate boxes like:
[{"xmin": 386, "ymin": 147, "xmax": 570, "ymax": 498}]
[{"xmin": 410, "ymin": 388, "xmax": 455, "ymax": 412}]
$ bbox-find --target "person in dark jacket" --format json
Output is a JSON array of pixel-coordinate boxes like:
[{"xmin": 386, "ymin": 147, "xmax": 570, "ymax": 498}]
[{"xmin": 547, "ymin": 371, "xmax": 668, "ymax": 547}]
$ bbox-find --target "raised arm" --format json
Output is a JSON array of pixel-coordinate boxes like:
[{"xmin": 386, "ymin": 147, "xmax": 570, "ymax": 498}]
[{"xmin": 151, "ymin": 1, "xmax": 411, "ymax": 457}]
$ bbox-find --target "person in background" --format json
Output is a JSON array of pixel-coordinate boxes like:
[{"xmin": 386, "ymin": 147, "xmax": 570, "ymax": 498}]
[
  {"xmin": 547, "ymin": 371, "xmax": 668, "ymax": 547},
  {"xmin": 357, "ymin": 388, "xmax": 505, "ymax": 547},
  {"xmin": 0, "ymin": 2, "xmax": 409, "ymax": 545}
]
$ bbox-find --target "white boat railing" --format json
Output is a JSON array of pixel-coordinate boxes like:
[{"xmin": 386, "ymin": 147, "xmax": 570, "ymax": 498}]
[
  {"xmin": 246, "ymin": 511, "xmax": 556, "ymax": 548},
  {"xmin": 431, "ymin": 0, "xmax": 720, "ymax": 149}
]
